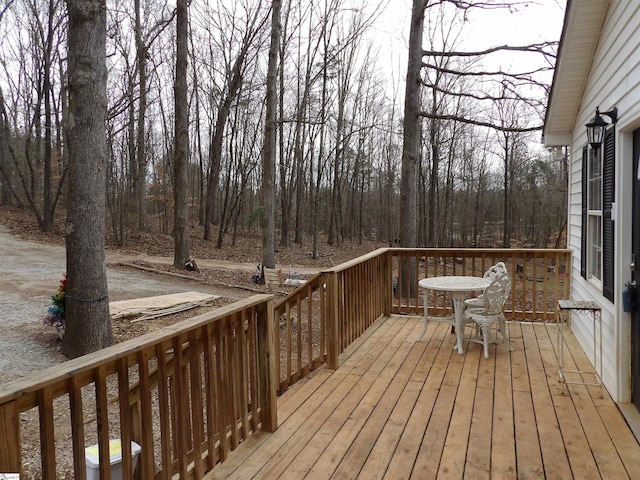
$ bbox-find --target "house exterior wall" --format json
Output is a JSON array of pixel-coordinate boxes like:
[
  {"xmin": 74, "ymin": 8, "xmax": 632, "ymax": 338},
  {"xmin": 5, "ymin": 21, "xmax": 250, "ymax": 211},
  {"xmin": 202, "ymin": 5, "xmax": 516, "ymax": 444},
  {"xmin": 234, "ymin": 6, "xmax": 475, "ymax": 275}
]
[{"xmin": 567, "ymin": 0, "xmax": 640, "ymax": 402}]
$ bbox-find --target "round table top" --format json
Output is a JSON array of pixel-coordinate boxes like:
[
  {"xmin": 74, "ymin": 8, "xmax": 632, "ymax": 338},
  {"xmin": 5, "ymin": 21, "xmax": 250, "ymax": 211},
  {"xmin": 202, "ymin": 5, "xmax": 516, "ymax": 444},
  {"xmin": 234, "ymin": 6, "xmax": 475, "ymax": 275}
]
[{"xmin": 418, "ymin": 275, "xmax": 492, "ymax": 292}]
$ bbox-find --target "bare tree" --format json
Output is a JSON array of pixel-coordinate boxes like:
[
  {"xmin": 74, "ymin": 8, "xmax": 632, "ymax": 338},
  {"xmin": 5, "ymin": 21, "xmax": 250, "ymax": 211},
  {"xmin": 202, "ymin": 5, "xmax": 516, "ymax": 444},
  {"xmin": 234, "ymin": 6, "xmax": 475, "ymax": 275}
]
[
  {"xmin": 261, "ymin": 0, "xmax": 281, "ymax": 270},
  {"xmin": 202, "ymin": 1, "xmax": 269, "ymax": 243},
  {"xmin": 0, "ymin": 87, "xmax": 18, "ymax": 205},
  {"xmin": 0, "ymin": 0, "xmax": 15, "ymax": 23},
  {"xmin": 400, "ymin": 0, "xmax": 425, "ymax": 250},
  {"xmin": 398, "ymin": 0, "xmax": 425, "ymax": 296},
  {"xmin": 173, "ymin": 0, "xmax": 190, "ymax": 267},
  {"xmin": 133, "ymin": 1, "xmax": 174, "ymax": 232},
  {"xmin": 63, "ymin": 0, "xmax": 113, "ymax": 358},
  {"xmin": 0, "ymin": 0, "xmax": 66, "ymax": 229},
  {"xmin": 134, "ymin": 0, "xmax": 148, "ymax": 232},
  {"xmin": 418, "ymin": 2, "xmax": 556, "ymax": 132}
]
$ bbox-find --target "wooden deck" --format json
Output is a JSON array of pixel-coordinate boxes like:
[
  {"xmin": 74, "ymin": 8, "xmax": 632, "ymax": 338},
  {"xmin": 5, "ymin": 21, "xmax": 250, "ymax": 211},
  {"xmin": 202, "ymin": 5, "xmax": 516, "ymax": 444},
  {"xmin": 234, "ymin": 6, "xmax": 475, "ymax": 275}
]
[{"xmin": 207, "ymin": 315, "xmax": 640, "ymax": 479}]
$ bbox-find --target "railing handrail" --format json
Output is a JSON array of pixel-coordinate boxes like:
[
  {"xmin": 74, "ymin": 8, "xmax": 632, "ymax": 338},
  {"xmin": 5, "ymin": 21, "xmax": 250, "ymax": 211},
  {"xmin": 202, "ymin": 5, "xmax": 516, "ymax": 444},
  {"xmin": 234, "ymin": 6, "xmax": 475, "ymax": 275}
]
[
  {"xmin": 386, "ymin": 247, "xmax": 572, "ymax": 253},
  {"xmin": 321, "ymin": 247, "xmax": 390, "ymax": 273},
  {"xmin": 0, "ymin": 294, "xmax": 272, "ymax": 406},
  {"xmin": 0, "ymin": 294, "xmax": 278, "ymax": 478},
  {"xmin": 274, "ymin": 272, "xmax": 322, "ymax": 310}
]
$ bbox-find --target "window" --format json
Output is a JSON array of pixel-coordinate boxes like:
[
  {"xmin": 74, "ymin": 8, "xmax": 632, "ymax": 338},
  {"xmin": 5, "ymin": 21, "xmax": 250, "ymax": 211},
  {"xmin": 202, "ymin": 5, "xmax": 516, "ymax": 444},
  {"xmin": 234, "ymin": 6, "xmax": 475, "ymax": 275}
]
[
  {"xmin": 581, "ymin": 128, "xmax": 615, "ymax": 302},
  {"xmin": 588, "ymin": 149, "xmax": 602, "ymax": 281},
  {"xmin": 588, "ymin": 215, "xmax": 602, "ymax": 281}
]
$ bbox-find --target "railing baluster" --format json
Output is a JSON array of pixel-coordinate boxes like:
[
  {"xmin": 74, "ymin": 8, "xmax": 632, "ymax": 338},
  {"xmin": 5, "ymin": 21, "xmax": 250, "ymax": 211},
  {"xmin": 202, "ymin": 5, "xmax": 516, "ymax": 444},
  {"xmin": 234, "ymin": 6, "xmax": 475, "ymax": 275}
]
[
  {"xmin": 153, "ymin": 344, "xmax": 172, "ymax": 479},
  {"xmin": 137, "ymin": 348, "xmax": 156, "ymax": 479},
  {"xmin": 296, "ymin": 295, "xmax": 303, "ymax": 376},
  {"xmin": 38, "ymin": 387, "xmax": 56, "ymax": 478},
  {"xmin": 286, "ymin": 302, "xmax": 292, "ymax": 385},
  {"xmin": 68, "ymin": 376, "xmax": 87, "ymax": 480},
  {"xmin": 214, "ymin": 318, "xmax": 228, "ymax": 462},
  {"xmin": 189, "ymin": 328, "xmax": 204, "ymax": 478},
  {"xmin": 0, "ymin": 400, "xmax": 20, "ymax": 475},
  {"xmin": 116, "ymin": 357, "xmax": 134, "ymax": 480},
  {"xmin": 95, "ymin": 365, "xmax": 111, "ymax": 480}
]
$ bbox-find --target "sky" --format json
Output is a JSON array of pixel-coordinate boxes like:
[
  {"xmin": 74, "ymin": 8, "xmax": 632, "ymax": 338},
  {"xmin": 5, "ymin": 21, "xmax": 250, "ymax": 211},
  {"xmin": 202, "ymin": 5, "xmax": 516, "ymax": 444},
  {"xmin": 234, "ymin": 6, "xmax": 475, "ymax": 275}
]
[{"xmin": 367, "ymin": 0, "xmax": 566, "ymax": 98}]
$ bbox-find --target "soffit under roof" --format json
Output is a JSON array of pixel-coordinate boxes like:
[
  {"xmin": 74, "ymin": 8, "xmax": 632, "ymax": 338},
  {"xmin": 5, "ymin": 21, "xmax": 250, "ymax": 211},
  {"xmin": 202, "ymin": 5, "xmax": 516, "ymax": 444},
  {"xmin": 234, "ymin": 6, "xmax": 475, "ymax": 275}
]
[{"xmin": 543, "ymin": 0, "xmax": 609, "ymax": 146}]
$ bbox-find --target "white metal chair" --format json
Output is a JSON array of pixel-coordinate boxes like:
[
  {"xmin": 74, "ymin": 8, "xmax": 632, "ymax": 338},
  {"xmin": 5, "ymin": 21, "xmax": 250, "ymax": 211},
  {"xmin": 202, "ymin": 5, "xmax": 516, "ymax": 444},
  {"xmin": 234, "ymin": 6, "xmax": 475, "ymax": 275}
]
[
  {"xmin": 464, "ymin": 262, "xmax": 507, "ymax": 309},
  {"xmin": 463, "ymin": 272, "xmax": 512, "ymax": 359}
]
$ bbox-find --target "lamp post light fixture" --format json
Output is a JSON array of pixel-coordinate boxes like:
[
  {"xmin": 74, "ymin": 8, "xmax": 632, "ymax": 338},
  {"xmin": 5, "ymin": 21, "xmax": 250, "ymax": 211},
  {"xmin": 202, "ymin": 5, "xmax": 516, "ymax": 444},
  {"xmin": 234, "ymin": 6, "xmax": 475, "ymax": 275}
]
[{"xmin": 586, "ymin": 106, "xmax": 618, "ymax": 151}]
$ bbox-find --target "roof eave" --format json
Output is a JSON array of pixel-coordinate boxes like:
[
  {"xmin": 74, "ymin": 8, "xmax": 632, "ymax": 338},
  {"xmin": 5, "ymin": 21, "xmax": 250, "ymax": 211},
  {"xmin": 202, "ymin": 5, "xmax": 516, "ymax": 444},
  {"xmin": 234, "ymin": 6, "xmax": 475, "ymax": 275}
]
[{"xmin": 543, "ymin": 0, "xmax": 610, "ymax": 147}]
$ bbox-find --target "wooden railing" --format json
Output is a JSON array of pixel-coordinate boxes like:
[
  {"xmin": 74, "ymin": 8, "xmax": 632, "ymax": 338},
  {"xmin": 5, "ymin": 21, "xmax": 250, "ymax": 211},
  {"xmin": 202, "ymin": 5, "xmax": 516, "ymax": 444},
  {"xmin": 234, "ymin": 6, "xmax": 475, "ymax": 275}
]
[
  {"xmin": 390, "ymin": 248, "xmax": 571, "ymax": 321},
  {"xmin": 274, "ymin": 248, "xmax": 571, "ymax": 393},
  {"xmin": 0, "ymin": 248, "xmax": 571, "ymax": 477},
  {"xmin": 274, "ymin": 250, "xmax": 392, "ymax": 393},
  {"xmin": 0, "ymin": 295, "xmax": 278, "ymax": 479},
  {"xmin": 274, "ymin": 272, "xmax": 326, "ymax": 393}
]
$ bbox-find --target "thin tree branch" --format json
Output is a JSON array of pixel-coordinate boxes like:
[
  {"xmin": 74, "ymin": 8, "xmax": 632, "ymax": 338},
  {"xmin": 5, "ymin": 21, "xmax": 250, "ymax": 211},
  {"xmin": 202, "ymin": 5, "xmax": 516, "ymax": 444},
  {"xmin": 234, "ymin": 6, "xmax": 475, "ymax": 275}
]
[
  {"xmin": 422, "ymin": 62, "xmax": 553, "ymax": 78},
  {"xmin": 421, "ymin": 79, "xmax": 546, "ymax": 110},
  {"xmin": 0, "ymin": 0, "xmax": 15, "ymax": 23},
  {"xmin": 419, "ymin": 111, "xmax": 542, "ymax": 133},
  {"xmin": 423, "ymin": 41, "xmax": 558, "ymax": 60}
]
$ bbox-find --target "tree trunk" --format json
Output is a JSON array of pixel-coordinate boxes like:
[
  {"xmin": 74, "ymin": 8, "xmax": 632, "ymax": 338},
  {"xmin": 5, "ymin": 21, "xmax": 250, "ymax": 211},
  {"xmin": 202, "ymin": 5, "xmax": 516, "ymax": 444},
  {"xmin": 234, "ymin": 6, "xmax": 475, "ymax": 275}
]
[
  {"xmin": 63, "ymin": 0, "xmax": 113, "ymax": 358},
  {"xmin": 427, "ymin": 90, "xmax": 439, "ymax": 247},
  {"xmin": 135, "ymin": 0, "xmax": 148, "ymax": 232},
  {"xmin": 278, "ymin": 5, "xmax": 290, "ymax": 248},
  {"xmin": 126, "ymin": 65, "xmax": 137, "ymax": 240},
  {"xmin": 173, "ymin": 0, "xmax": 190, "ymax": 268},
  {"xmin": 262, "ymin": 0, "xmax": 281, "ymax": 270},
  {"xmin": 190, "ymin": 30, "xmax": 205, "ymax": 226},
  {"xmin": 399, "ymin": 0, "xmax": 425, "ymax": 297},
  {"xmin": 42, "ymin": 0, "xmax": 55, "ymax": 232},
  {"xmin": 327, "ymin": 95, "xmax": 345, "ymax": 247},
  {"xmin": 401, "ymin": 0, "xmax": 424, "ymax": 250},
  {"xmin": 0, "ymin": 88, "xmax": 14, "ymax": 205},
  {"xmin": 502, "ymin": 135, "xmax": 510, "ymax": 248}
]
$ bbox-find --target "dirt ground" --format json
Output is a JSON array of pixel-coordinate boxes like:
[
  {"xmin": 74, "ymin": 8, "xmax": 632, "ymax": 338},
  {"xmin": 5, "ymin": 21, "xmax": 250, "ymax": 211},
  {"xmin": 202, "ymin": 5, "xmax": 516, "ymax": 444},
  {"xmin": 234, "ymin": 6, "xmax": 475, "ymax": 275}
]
[{"xmin": 0, "ymin": 205, "xmax": 378, "ymax": 383}]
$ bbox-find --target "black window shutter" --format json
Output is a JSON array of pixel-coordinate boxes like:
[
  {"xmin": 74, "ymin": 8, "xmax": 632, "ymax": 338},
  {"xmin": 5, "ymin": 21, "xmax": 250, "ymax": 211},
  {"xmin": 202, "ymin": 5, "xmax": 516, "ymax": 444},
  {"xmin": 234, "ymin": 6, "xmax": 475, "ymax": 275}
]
[
  {"xmin": 581, "ymin": 145, "xmax": 588, "ymax": 279},
  {"xmin": 602, "ymin": 128, "xmax": 615, "ymax": 302}
]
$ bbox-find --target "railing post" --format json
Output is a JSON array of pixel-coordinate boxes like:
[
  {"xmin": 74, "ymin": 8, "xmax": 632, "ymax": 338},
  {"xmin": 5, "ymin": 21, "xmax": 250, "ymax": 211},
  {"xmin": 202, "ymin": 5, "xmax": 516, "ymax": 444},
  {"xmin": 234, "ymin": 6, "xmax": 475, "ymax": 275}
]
[
  {"xmin": 0, "ymin": 401, "xmax": 20, "ymax": 475},
  {"xmin": 384, "ymin": 250, "xmax": 393, "ymax": 317},
  {"xmin": 326, "ymin": 271, "xmax": 340, "ymax": 370},
  {"xmin": 257, "ymin": 296, "xmax": 278, "ymax": 432}
]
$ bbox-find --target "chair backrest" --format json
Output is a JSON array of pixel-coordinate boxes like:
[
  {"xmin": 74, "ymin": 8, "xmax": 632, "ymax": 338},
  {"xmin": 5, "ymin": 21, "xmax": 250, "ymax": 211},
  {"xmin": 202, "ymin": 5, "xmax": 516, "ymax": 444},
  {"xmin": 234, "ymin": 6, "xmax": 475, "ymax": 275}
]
[
  {"xmin": 483, "ymin": 261, "xmax": 507, "ymax": 279},
  {"xmin": 481, "ymin": 273, "xmax": 511, "ymax": 315}
]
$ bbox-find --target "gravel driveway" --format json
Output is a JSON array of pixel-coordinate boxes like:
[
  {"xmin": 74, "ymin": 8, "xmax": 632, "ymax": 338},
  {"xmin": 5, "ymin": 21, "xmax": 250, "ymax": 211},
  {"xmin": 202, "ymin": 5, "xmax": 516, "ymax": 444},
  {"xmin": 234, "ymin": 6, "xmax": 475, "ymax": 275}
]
[{"xmin": 0, "ymin": 225, "xmax": 245, "ymax": 383}]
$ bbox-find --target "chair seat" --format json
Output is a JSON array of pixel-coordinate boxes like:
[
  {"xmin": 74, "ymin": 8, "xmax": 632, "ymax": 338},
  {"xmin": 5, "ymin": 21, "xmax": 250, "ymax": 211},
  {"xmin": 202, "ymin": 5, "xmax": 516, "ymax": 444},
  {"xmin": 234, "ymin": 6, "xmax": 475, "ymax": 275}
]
[
  {"xmin": 464, "ymin": 297, "xmax": 485, "ymax": 309},
  {"xmin": 463, "ymin": 273, "xmax": 512, "ymax": 358}
]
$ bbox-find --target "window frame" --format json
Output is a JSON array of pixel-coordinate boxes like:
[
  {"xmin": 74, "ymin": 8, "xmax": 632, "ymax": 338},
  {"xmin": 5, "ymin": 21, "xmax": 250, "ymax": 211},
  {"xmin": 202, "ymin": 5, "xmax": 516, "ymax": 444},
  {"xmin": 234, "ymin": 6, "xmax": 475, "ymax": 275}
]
[
  {"xmin": 581, "ymin": 128, "xmax": 615, "ymax": 302},
  {"xmin": 587, "ymin": 147, "xmax": 603, "ymax": 283}
]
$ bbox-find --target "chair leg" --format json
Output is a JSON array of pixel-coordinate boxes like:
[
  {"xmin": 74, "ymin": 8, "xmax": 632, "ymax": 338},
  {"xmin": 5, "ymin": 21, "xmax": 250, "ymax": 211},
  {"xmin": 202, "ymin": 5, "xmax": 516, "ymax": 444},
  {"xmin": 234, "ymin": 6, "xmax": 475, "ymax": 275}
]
[
  {"xmin": 499, "ymin": 319, "xmax": 514, "ymax": 351},
  {"xmin": 481, "ymin": 323, "xmax": 490, "ymax": 359}
]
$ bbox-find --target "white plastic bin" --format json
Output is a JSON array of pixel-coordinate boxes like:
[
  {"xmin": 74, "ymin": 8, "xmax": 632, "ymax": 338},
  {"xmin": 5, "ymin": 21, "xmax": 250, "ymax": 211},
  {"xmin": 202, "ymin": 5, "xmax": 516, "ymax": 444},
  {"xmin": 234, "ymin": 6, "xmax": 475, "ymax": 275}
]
[{"xmin": 84, "ymin": 439, "xmax": 141, "ymax": 480}]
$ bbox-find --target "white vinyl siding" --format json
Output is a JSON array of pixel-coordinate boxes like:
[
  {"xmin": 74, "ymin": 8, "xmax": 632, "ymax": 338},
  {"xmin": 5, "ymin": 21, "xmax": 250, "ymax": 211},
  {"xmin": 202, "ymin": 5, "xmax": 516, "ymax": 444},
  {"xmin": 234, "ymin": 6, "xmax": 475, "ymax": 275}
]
[{"xmin": 564, "ymin": 0, "xmax": 640, "ymax": 402}]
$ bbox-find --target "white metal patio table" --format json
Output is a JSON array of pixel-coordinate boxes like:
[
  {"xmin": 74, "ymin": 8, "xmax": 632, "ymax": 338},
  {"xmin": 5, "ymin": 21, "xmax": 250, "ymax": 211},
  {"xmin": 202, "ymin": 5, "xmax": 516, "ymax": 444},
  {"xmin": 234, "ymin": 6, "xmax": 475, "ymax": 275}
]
[{"xmin": 418, "ymin": 275, "xmax": 492, "ymax": 354}]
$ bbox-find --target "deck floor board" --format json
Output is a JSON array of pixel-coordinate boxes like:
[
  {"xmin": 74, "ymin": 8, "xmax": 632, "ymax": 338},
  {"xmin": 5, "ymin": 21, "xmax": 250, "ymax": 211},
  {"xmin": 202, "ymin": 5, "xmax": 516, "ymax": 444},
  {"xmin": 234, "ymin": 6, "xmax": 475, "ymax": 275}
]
[{"xmin": 207, "ymin": 316, "xmax": 640, "ymax": 479}]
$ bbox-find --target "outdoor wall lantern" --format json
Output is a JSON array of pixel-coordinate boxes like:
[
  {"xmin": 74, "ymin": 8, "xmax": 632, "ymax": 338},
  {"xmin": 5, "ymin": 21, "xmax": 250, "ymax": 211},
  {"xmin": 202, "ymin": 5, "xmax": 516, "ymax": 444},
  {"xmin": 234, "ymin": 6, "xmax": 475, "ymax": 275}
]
[{"xmin": 586, "ymin": 106, "xmax": 618, "ymax": 151}]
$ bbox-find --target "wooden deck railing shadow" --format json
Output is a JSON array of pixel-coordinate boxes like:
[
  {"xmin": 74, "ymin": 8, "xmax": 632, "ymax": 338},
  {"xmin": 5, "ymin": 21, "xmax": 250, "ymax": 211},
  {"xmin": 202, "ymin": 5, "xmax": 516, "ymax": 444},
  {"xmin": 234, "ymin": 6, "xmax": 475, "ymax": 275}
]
[
  {"xmin": 0, "ymin": 248, "xmax": 571, "ymax": 478},
  {"xmin": 0, "ymin": 295, "xmax": 278, "ymax": 479}
]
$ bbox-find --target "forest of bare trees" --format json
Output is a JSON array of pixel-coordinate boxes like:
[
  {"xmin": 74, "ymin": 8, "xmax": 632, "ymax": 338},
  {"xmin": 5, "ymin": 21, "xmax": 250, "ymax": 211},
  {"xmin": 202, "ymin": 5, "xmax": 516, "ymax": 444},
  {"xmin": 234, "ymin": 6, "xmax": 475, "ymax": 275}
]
[{"xmin": 0, "ymin": 0, "xmax": 565, "ymax": 256}]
